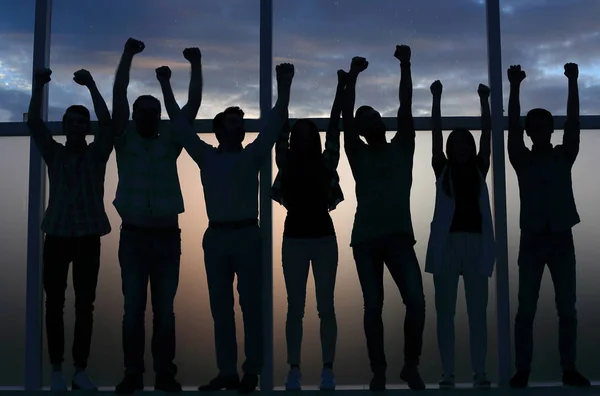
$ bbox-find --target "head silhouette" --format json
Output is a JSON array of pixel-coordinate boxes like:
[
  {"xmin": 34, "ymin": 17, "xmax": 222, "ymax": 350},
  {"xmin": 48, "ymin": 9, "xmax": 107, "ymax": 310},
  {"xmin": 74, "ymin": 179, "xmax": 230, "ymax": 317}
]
[
  {"xmin": 62, "ymin": 105, "xmax": 90, "ymax": 146},
  {"xmin": 525, "ymin": 108, "xmax": 553, "ymax": 146},
  {"xmin": 355, "ymin": 105, "xmax": 386, "ymax": 145},
  {"xmin": 289, "ymin": 119, "xmax": 321, "ymax": 157},
  {"xmin": 213, "ymin": 106, "xmax": 245, "ymax": 151},
  {"xmin": 446, "ymin": 128, "xmax": 477, "ymax": 166},
  {"xmin": 132, "ymin": 95, "xmax": 161, "ymax": 138}
]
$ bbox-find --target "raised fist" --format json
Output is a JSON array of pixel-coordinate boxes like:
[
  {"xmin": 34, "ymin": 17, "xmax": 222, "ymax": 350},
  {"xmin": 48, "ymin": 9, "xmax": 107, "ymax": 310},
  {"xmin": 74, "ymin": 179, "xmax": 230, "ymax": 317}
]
[
  {"xmin": 276, "ymin": 63, "xmax": 295, "ymax": 85},
  {"xmin": 507, "ymin": 65, "xmax": 526, "ymax": 85},
  {"xmin": 155, "ymin": 66, "xmax": 171, "ymax": 83},
  {"xmin": 337, "ymin": 69, "xmax": 349, "ymax": 85},
  {"xmin": 183, "ymin": 47, "xmax": 201, "ymax": 63},
  {"xmin": 430, "ymin": 80, "xmax": 443, "ymax": 96},
  {"xmin": 34, "ymin": 68, "xmax": 52, "ymax": 85},
  {"xmin": 477, "ymin": 83, "xmax": 490, "ymax": 99},
  {"xmin": 394, "ymin": 45, "xmax": 411, "ymax": 63},
  {"xmin": 350, "ymin": 57, "xmax": 369, "ymax": 74},
  {"xmin": 124, "ymin": 38, "xmax": 145, "ymax": 55},
  {"xmin": 564, "ymin": 62, "xmax": 578, "ymax": 80},
  {"xmin": 73, "ymin": 69, "xmax": 94, "ymax": 86}
]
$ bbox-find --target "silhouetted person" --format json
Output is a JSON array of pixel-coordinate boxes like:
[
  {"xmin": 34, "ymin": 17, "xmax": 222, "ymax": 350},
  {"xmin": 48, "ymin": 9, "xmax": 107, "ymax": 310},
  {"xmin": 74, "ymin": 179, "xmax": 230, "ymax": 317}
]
[
  {"xmin": 270, "ymin": 70, "xmax": 347, "ymax": 391},
  {"xmin": 425, "ymin": 80, "xmax": 494, "ymax": 389},
  {"xmin": 342, "ymin": 47, "xmax": 426, "ymax": 391},
  {"xmin": 111, "ymin": 38, "xmax": 202, "ymax": 394},
  {"xmin": 164, "ymin": 63, "xmax": 294, "ymax": 394},
  {"xmin": 507, "ymin": 63, "xmax": 590, "ymax": 388},
  {"xmin": 27, "ymin": 68, "xmax": 113, "ymax": 392}
]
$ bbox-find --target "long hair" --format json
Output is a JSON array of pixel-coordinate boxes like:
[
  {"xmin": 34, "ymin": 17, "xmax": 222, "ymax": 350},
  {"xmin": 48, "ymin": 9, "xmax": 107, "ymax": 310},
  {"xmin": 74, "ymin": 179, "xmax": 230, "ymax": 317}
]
[
  {"xmin": 442, "ymin": 128, "xmax": 480, "ymax": 196},
  {"xmin": 288, "ymin": 119, "xmax": 322, "ymax": 157}
]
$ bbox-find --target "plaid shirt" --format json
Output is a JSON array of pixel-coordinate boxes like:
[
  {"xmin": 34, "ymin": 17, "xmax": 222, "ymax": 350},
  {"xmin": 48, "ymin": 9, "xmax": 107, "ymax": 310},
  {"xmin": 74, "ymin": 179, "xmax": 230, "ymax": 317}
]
[
  {"xmin": 29, "ymin": 121, "xmax": 113, "ymax": 237},
  {"xmin": 271, "ymin": 121, "xmax": 344, "ymax": 211},
  {"xmin": 113, "ymin": 124, "xmax": 184, "ymax": 219}
]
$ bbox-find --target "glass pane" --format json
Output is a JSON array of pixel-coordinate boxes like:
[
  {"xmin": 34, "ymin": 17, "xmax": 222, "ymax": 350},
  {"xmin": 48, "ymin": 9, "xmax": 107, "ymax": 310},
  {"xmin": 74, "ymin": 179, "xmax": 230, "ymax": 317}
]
[
  {"xmin": 48, "ymin": 0, "xmax": 260, "ymax": 121},
  {"xmin": 506, "ymin": 131, "xmax": 600, "ymax": 382},
  {"xmin": 500, "ymin": 0, "xmax": 600, "ymax": 115},
  {"xmin": 0, "ymin": 137, "xmax": 31, "ymax": 386},
  {"xmin": 0, "ymin": 0, "xmax": 35, "ymax": 122},
  {"xmin": 274, "ymin": 0, "xmax": 488, "ymax": 118},
  {"xmin": 273, "ymin": 131, "xmax": 498, "ymax": 387}
]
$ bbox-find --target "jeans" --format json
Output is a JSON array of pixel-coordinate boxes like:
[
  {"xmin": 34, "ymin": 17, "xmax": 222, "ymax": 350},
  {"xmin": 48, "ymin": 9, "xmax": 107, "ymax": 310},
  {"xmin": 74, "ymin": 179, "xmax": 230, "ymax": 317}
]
[
  {"xmin": 352, "ymin": 233, "xmax": 426, "ymax": 372},
  {"xmin": 202, "ymin": 225, "xmax": 263, "ymax": 376},
  {"xmin": 118, "ymin": 225, "xmax": 181, "ymax": 376},
  {"xmin": 282, "ymin": 236, "xmax": 338, "ymax": 366},
  {"xmin": 43, "ymin": 234, "xmax": 101, "ymax": 369},
  {"xmin": 514, "ymin": 230, "xmax": 578, "ymax": 371},
  {"xmin": 433, "ymin": 232, "xmax": 488, "ymax": 375}
]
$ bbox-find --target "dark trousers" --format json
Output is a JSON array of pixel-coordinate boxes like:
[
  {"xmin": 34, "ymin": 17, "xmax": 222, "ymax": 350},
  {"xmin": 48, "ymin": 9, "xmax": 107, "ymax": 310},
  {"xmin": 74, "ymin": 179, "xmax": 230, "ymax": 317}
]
[
  {"xmin": 514, "ymin": 230, "xmax": 578, "ymax": 371},
  {"xmin": 202, "ymin": 224, "xmax": 263, "ymax": 376},
  {"xmin": 352, "ymin": 233, "xmax": 426, "ymax": 372},
  {"xmin": 43, "ymin": 234, "xmax": 101, "ymax": 369},
  {"xmin": 118, "ymin": 225, "xmax": 181, "ymax": 376}
]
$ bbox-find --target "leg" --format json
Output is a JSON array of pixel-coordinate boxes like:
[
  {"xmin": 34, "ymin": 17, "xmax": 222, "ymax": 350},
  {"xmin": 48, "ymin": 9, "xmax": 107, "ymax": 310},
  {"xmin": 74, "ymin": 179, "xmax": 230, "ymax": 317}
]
[
  {"xmin": 203, "ymin": 227, "xmax": 238, "ymax": 376},
  {"xmin": 43, "ymin": 235, "xmax": 72, "ymax": 369},
  {"xmin": 119, "ymin": 228, "xmax": 150, "ymax": 376},
  {"xmin": 310, "ymin": 236, "xmax": 338, "ymax": 366},
  {"xmin": 513, "ymin": 233, "xmax": 546, "ymax": 372},
  {"xmin": 233, "ymin": 227, "xmax": 263, "ymax": 376},
  {"xmin": 149, "ymin": 230, "xmax": 181, "ymax": 377},
  {"xmin": 433, "ymin": 274, "xmax": 460, "ymax": 375},
  {"xmin": 463, "ymin": 272, "xmax": 489, "ymax": 375},
  {"xmin": 546, "ymin": 232, "xmax": 577, "ymax": 371},
  {"xmin": 281, "ymin": 237, "xmax": 311, "ymax": 367},
  {"xmin": 71, "ymin": 235, "xmax": 101, "ymax": 370},
  {"xmin": 352, "ymin": 242, "xmax": 386, "ymax": 373}
]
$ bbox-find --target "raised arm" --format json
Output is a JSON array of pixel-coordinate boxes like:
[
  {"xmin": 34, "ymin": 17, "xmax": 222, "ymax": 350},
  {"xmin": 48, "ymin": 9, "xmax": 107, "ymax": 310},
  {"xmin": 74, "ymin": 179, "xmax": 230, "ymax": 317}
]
[
  {"xmin": 391, "ymin": 45, "xmax": 415, "ymax": 148},
  {"xmin": 274, "ymin": 121, "xmax": 290, "ymax": 170},
  {"xmin": 562, "ymin": 62, "xmax": 580, "ymax": 164},
  {"xmin": 180, "ymin": 48, "xmax": 203, "ymax": 124},
  {"xmin": 477, "ymin": 84, "xmax": 492, "ymax": 175},
  {"xmin": 73, "ymin": 69, "xmax": 113, "ymax": 162},
  {"xmin": 112, "ymin": 38, "xmax": 144, "ymax": 137},
  {"xmin": 27, "ymin": 68, "xmax": 59, "ymax": 162},
  {"xmin": 323, "ymin": 69, "xmax": 348, "ymax": 172},
  {"xmin": 430, "ymin": 80, "xmax": 445, "ymax": 173},
  {"xmin": 507, "ymin": 65, "xmax": 528, "ymax": 168},
  {"xmin": 342, "ymin": 57, "xmax": 369, "ymax": 153},
  {"xmin": 245, "ymin": 63, "xmax": 294, "ymax": 164}
]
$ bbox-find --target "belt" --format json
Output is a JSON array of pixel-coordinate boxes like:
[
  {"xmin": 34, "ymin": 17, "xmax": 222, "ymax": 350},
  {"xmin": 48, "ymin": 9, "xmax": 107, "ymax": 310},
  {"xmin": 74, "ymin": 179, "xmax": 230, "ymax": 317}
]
[{"xmin": 208, "ymin": 218, "xmax": 258, "ymax": 230}]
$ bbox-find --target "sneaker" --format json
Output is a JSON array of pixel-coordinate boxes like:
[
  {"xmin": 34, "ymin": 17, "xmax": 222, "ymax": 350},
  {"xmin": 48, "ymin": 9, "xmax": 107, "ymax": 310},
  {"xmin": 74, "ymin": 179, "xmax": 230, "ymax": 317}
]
[
  {"xmin": 438, "ymin": 373, "xmax": 455, "ymax": 390},
  {"xmin": 155, "ymin": 373, "xmax": 182, "ymax": 393},
  {"xmin": 509, "ymin": 370, "xmax": 529, "ymax": 388},
  {"xmin": 319, "ymin": 368, "xmax": 335, "ymax": 391},
  {"xmin": 115, "ymin": 374, "xmax": 144, "ymax": 395},
  {"xmin": 563, "ymin": 370, "xmax": 590, "ymax": 387},
  {"xmin": 198, "ymin": 374, "xmax": 240, "ymax": 391},
  {"xmin": 285, "ymin": 367, "xmax": 302, "ymax": 391},
  {"xmin": 238, "ymin": 374, "xmax": 258, "ymax": 394},
  {"xmin": 369, "ymin": 371, "xmax": 386, "ymax": 392},
  {"xmin": 72, "ymin": 370, "xmax": 99, "ymax": 391},
  {"xmin": 50, "ymin": 371, "xmax": 68, "ymax": 393},
  {"xmin": 473, "ymin": 372, "xmax": 491, "ymax": 389},
  {"xmin": 400, "ymin": 365, "xmax": 426, "ymax": 391}
]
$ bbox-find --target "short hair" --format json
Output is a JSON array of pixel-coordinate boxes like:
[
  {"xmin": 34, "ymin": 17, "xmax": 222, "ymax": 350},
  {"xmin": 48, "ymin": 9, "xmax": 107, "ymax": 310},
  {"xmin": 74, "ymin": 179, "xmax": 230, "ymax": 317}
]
[
  {"xmin": 132, "ymin": 95, "xmax": 161, "ymax": 114},
  {"xmin": 62, "ymin": 105, "xmax": 90, "ymax": 125},
  {"xmin": 525, "ymin": 108, "xmax": 554, "ymax": 131},
  {"xmin": 355, "ymin": 105, "xmax": 375, "ymax": 119},
  {"xmin": 213, "ymin": 106, "xmax": 245, "ymax": 132}
]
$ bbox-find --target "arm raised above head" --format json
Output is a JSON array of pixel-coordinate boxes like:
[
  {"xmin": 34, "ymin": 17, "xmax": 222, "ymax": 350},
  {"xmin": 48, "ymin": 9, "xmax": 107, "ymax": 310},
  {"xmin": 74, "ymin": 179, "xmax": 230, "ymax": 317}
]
[
  {"xmin": 342, "ymin": 57, "xmax": 369, "ymax": 154},
  {"xmin": 563, "ymin": 62, "xmax": 580, "ymax": 164},
  {"xmin": 180, "ymin": 47, "xmax": 203, "ymax": 123},
  {"xmin": 112, "ymin": 38, "xmax": 145, "ymax": 137},
  {"xmin": 323, "ymin": 69, "xmax": 348, "ymax": 172},
  {"xmin": 507, "ymin": 65, "xmax": 528, "ymax": 169},
  {"xmin": 430, "ymin": 80, "xmax": 445, "ymax": 166},
  {"xmin": 391, "ymin": 45, "xmax": 415, "ymax": 150},
  {"xmin": 27, "ymin": 68, "xmax": 59, "ymax": 162},
  {"xmin": 477, "ymin": 83, "xmax": 491, "ymax": 175}
]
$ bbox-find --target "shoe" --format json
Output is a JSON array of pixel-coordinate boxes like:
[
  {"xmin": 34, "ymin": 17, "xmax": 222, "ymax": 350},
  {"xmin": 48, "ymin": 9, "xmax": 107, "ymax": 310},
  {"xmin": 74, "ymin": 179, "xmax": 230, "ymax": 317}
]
[
  {"xmin": 155, "ymin": 373, "xmax": 182, "ymax": 393},
  {"xmin": 509, "ymin": 370, "xmax": 529, "ymax": 388},
  {"xmin": 473, "ymin": 372, "xmax": 491, "ymax": 389},
  {"xmin": 115, "ymin": 374, "xmax": 144, "ymax": 395},
  {"xmin": 198, "ymin": 374, "xmax": 240, "ymax": 391},
  {"xmin": 438, "ymin": 372, "xmax": 455, "ymax": 389},
  {"xmin": 319, "ymin": 368, "xmax": 335, "ymax": 391},
  {"xmin": 238, "ymin": 374, "xmax": 258, "ymax": 394},
  {"xmin": 285, "ymin": 367, "xmax": 301, "ymax": 391},
  {"xmin": 563, "ymin": 370, "xmax": 590, "ymax": 387},
  {"xmin": 369, "ymin": 371, "xmax": 386, "ymax": 392},
  {"xmin": 72, "ymin": 370, "xmax": 99, "ymax": 391},
  {"xmin": 400, "ymin": 365, "xmax": 426, "ymax": 391},
  {"xmin": 50, "ymin": 371, "xmax": 68, "ymax": 393}
]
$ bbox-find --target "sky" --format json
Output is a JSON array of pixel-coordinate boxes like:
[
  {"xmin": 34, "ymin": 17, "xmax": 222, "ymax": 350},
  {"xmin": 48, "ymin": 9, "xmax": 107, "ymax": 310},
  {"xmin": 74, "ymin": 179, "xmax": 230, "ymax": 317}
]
[{"xmin": 1, "ymin": 0, "xmax": 600, "ymax": 389}]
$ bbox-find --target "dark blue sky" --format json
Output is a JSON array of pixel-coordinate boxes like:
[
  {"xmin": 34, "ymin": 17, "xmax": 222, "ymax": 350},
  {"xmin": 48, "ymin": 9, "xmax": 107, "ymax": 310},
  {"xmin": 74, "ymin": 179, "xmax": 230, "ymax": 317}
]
[{"xmin": 0, "ymin": 0, "xmax": 599, "ymax": 122}]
